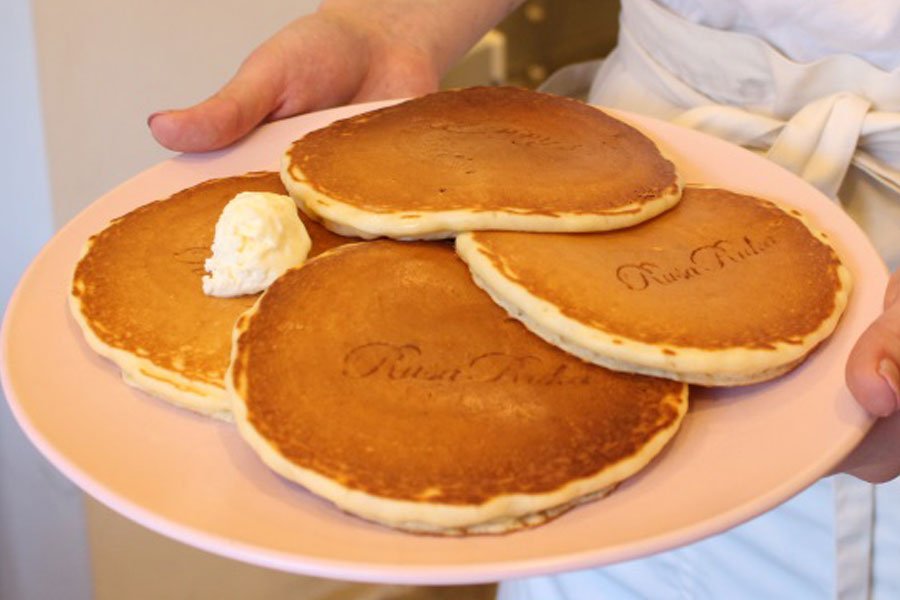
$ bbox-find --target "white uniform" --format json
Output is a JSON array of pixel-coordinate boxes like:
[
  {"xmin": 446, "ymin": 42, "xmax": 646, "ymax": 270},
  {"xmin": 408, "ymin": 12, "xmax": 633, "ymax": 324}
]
[{"xmin": 500, "ymin": 1, "xmax": 900, "ymax": 598}]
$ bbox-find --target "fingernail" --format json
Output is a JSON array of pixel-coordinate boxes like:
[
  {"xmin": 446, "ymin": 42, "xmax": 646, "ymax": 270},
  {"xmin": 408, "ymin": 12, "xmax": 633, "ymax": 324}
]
[
  {"xmin": 878, "ymin": 358, "xmax": 900, "ymax": 409},
  {"xmin": 147, "ymin": 110, "xmax": 170, "ymax": 128}
]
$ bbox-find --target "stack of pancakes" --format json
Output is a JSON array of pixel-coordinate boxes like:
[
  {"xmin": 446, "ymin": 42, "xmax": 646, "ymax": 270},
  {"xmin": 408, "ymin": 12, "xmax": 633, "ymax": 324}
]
[{"xmin": 70, "ymin": 86, "xmax": 851, "ymax": 535}]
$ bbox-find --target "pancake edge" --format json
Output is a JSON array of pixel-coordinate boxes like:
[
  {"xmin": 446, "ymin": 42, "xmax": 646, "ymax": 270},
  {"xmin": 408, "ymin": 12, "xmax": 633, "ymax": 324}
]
[
  {"xmin": 69, "ymin": 238, "xmax": 233, "ymax": 421},
  {"xmin": 225, "ymin": 248, "xmax": 689, "ymax": 535},
  {"xmin": 454, "ymin": 198, "xmax": 853, "ymax": 387},
  {"xmin": 279, "ymin": 139, "xmax": 684, "ymax": 241}
]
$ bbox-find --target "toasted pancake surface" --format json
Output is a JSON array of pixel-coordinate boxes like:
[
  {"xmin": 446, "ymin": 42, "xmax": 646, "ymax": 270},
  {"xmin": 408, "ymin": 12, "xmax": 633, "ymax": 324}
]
[
  {"xmin": 70, "ymin": 172, "xmax": 349, "ymax": 418},
  {"xmin": 228, "ymin": 241, "xmax": 687, "ymax": 534},
  {"xmin": 456, "ymin": 187, "xmax": 852, "ymax": 385},
  {"xmin": 281, "ymin": 87, "xmax": 682, "ymax": 239}
]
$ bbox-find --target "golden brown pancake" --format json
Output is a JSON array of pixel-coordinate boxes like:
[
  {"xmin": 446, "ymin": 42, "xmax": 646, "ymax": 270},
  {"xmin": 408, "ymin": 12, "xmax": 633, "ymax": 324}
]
[
  {"xmin": 228, "ymin": 241, "xmax": 687, "ymax": 534},
  {"xmin": 281, "ymin": 87, "xmax": 683, "ymax": 239},
  {"xmin": 70, "ymin": 172, "xmax": 351, "ymax": 419},
  {"xmin": 456, "ymin": 187, "xmax": 852, "ymax": 386}
]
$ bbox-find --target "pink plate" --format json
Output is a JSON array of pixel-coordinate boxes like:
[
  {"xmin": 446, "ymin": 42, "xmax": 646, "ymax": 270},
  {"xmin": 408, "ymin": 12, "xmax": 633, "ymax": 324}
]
[{"xmin": 0, "ymin": 101, "xmax": 887, "ymax": 584}]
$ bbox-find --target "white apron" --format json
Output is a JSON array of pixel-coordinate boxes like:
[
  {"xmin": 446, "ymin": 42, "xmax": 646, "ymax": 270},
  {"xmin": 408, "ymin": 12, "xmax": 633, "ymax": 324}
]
[{"xmin": 499, "ymin": 1, "xmax": 900, "ymax": 598}]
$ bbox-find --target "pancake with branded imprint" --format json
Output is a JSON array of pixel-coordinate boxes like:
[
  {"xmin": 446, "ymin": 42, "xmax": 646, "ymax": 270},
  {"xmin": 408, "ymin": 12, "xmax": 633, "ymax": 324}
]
[
  {"xmin": 281, "ymin": 86, "xmax": 683, "ymax": 240},
  {"xmin": 228, "ymin": 241, "xmax": 688, "ymax": 535},
  {"xmin": 456, "ymin": 186, "xmax": 852, "ymax": 386},
  {"xmin": 70, "ymin": 172, "xmax": 350, "ymax": 419}
]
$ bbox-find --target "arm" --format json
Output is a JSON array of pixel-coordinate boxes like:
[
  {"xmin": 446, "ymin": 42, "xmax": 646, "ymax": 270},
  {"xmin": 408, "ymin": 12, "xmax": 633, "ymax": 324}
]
[
  {"xmin": 148, "ymin": 0, "xmax": 523, "ymax": 152},
  {"xmin": 838, "ymin": 269, "xmax": 900, "ymax": 482}
]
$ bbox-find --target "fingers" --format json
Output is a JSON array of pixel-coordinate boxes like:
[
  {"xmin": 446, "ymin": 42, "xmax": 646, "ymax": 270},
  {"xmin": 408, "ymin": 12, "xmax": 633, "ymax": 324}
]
[
  {"xmin": 147, "ymin": 98, "xmax": 258, "ymax": 153},
  {"xmin": 149, "ymin": 19, "xmax": 374, "ymax": 152},
  {"xmin": 148, "ymin": 45, "xmax": 285, "ymax": 153},
  {"xmin": 835, "ymin": 410, "xmax": 900, "ymax": 483},
  {"xmin": 147, "ymin": 13, "xmax": 367, "ymax": 153},
  {"xmin": 146, "ymin": 6, "xmax": 452, "ymax": 153},
  {"xmin": 846, "ymin": 269, "xmax": 900, "ymax": 417},
  {"xmin": 841, "ymin": 271, "xmax": 900, "ymax": 482}
]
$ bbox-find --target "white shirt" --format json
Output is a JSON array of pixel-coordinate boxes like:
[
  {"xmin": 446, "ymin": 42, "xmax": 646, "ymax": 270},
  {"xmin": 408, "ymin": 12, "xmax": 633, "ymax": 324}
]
[
  {"xmin": 659, "ymin": 0, "xmax": 900, "ymax": 71},
  {"xmin": 517, "ymin": 1, "xmax": 900, "ymax": 597}
]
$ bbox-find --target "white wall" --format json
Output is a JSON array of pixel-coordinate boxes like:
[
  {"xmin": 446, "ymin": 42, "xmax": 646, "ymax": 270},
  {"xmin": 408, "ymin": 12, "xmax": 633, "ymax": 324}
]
[
  {"xmin": 31, "ymin": 0, "xmax": 320, "ymax": 228},
  {"xmin": 0, "ymin": 1, "xmax": 92, "ymax": 599},
  {"xmin": 6, "ymin": 2, "xmax": 502, "ymax": 598},
  {"xmin": 4, "ymin": 2, "xmax": 317, "ymax": 599}
]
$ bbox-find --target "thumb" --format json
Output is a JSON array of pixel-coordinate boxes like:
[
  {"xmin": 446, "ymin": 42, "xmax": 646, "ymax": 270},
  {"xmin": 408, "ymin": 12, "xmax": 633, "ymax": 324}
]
[
  {"xmin": 846, "ymin": 269, "xmax": 900, "ymax": 416},
  {"xmin": 148, "ymin": 46, "xmax": 285, "ymax": 153}
]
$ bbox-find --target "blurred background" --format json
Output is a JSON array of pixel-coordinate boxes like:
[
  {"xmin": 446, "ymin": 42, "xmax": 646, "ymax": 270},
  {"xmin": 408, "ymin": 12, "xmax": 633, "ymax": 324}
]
[{"xmin": 1, "ymin": 1, "xmax": 618, "ymax": 598}]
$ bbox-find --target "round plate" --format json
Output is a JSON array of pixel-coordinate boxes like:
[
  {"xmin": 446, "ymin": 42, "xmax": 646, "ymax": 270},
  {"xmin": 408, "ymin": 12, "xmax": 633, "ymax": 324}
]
[{"xmin": 1, "ymin": 101, "xmax": 885, "ymax": 584}]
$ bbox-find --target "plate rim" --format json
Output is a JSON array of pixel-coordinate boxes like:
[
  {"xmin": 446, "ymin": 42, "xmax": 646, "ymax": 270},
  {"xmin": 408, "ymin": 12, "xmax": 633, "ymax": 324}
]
[{"xmin": 0, "ymin": 98, "xmax": 882, "ymax": 584}]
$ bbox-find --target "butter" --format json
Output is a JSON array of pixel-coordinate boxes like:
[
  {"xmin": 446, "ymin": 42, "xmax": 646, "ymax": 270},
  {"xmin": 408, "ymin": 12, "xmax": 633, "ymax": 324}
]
[{"xmin": 202, "ymin": 192, "xmax": 310, "ymax": 297}]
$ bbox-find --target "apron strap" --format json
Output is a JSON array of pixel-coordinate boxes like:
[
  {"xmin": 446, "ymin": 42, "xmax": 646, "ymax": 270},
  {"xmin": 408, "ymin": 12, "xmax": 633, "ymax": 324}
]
[
  {"xmin": 834, "ymin": 475, "xmax": 875, "ymax": 600},
  {"xmin": 673, "ymin": 95, "xmax": 900, "ymax": 199},
  {"xmin": 570, "ymin": 0, "xmax": 900, "ymax": 201}
]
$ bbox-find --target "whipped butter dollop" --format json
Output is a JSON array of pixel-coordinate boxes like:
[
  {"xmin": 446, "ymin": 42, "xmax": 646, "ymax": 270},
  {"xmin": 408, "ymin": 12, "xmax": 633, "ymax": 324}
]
[{"xmin": 202, "ymin": 191, "xmax": 311, "ymax": 297}]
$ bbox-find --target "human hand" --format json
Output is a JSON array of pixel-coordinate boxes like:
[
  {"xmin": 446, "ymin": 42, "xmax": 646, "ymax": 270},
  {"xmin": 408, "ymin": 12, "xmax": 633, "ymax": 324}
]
[
  {"xmin": 148, "ymin": 0, "xmax": 521, "ymax": 152},
  {"xmin": 837, "ymin": 269, "xmax": 900, "ymax": 483}
]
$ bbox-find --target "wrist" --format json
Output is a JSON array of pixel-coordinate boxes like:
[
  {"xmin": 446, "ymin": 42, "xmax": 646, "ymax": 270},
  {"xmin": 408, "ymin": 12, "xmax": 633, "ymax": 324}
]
[{"xmin": 318, "ymin": 0, "xmax": 522, "ymax": 78}]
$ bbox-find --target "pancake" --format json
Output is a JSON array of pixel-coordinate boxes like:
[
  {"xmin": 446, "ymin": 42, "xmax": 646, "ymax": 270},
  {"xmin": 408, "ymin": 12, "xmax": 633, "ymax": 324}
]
[
  {"xmin": 456, "ymin": 187, "xmax": 852, "ymax": 386},
  {"xmin": 281, "ymin": 86, "xmax": 683, "ymax": 240},
  {"xmin": 70, "ymin": 172, "xmax": 351, "ymax": 419},
  {"xmin": 228, "ymin": 241, "xmax": 687, "ymax": 535}
]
